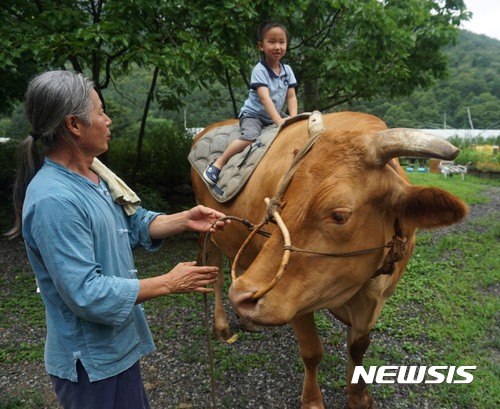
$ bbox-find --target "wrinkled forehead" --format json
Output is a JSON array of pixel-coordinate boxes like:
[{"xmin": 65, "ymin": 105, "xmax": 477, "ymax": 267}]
[{"xmin": 89, "ymin": 89, "xmax": 103, "ymax": 109}]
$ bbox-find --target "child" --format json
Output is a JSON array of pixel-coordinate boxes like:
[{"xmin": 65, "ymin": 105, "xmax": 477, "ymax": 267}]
[{"xmin": 203, "ymin": 21, "xmax": 298, "ymax": 185}]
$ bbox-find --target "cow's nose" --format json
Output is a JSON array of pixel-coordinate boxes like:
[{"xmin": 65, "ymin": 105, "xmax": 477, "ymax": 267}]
[{"xmin": 228, "ymin": 284, "xmax": 259, "ymax": 318}]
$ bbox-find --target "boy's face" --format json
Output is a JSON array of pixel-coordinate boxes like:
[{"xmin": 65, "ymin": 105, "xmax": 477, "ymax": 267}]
[{"xmin": 258, "ymin": 27, "xmax": 288, "ymax": 65}]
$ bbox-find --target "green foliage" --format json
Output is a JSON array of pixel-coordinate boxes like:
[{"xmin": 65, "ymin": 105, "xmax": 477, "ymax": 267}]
[
  {"xmin": 0, "ymin": 0, "xmax": 468, "ymax": 115},
  {"xmin": 134, "ymin": 186, "xmax": 170, "ymax": 213},
  {"xmin": 454, "ymin": 147, "xmax": 490, "ymax": 165},
  {"xmin": 447, "ymin": 135, "xmax": 500, "ymax": 147},
  {"xmin": 0, "ymin": 139, "xmax": 18, "ymax": 172},
  {"xmin": 0, "ymin": 0, "xmax": 489, "ymax": 189},
  {"xmin": 451, "ymin": 145, "xmax": 500, "ymax": 172},
  {"xmin": 476, "ymin": 158, "xmax": 500, "ymax": 172},
  {"xmin": 108, "ymin": 118, "xmax": 193, "ymax": 188},
  {"xmin": 282, "ymin": 0, "xmax": 467, "ymax": 111}
]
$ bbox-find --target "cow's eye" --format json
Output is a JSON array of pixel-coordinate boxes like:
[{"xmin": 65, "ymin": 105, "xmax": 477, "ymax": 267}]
[{"xmin": 330, "ymin": 211, "xmax": 350, "ymax": 224}]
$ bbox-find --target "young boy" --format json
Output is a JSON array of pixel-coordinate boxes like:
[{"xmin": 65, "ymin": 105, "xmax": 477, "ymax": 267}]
[{"xmin": 203, "ymin": 21, "xmax": 298, "ymax": 185}]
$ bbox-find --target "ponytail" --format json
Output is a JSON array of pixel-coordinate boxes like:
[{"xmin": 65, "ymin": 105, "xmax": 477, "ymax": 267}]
[
  {"xmin": 6, "ymin": 70, "xmax": 94, "ymax": 239},
  {"xmin": 6, "ymin": 137, "xmax": 44, "ymax": 238}
]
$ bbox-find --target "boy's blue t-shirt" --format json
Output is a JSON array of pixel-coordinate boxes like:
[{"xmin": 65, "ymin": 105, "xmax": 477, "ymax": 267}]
[
  {"xmin": 22, "ymin": 158, "xmax": 162, "ymax": 382},
  {"xmin": 239, "ymin": 59, "xmax": 298, "ymax": 125}
]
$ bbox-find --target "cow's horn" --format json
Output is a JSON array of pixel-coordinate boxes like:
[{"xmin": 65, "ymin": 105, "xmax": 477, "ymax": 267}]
[
  {"xmin": 308, "ymin": 110, "xmax": 325, "ymax": 139},
  {"xmin": 370, "ymin": 129, "xmax": 459, "ymax": 165}
]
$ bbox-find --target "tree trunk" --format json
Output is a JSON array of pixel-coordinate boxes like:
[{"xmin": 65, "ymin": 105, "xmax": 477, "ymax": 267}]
[
  {"xmin": 225, "ymin": 69, "xmax": 239, "ymax": 119},
  {"xmin": 302, "ymin": 77, "xmax": 320, "ymax": 112},
  {"xmin": 132, "ymin": 65, "xmax": 160, "ymax": 186}
]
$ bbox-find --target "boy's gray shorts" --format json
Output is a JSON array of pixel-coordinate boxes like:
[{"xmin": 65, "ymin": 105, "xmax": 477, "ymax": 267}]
[{"xmin": 239, "ymin": 116, "xmax": 265, "ymax": 141}]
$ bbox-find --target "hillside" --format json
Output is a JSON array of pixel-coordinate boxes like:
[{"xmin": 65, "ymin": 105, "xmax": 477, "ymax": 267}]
[{"xmin": 347, "ymin": 30, "xmax": 500, "ymax": 130}]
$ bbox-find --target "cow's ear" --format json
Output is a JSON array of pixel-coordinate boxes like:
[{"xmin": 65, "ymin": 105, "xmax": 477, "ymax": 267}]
[{"xmin": 397, "ymin": 185, "xmax": 468, "ymax": 229}]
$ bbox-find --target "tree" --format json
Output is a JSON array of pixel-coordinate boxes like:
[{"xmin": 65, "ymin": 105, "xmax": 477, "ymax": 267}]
[
  {"xmin": 1, "ymin": 0, "xmax": 471, "ymax": 166},
  {"xmin": 2, "ymin": 1, "xmax": 470, "ymax": 112},
  {"xmin": 0, "ymin": 0, "xmax": 227, "ymax": 181},
  {"xmin": 268, "ymin": 0, "xmax": 470, "ymax": 111}
]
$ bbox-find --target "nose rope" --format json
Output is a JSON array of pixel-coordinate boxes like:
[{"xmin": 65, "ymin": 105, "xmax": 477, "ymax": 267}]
[
  {"xmin": 204, "ymin": 203, "xmax": 407, "ymax": 302},
  {"xmin": 246, "ymin": 198, "xmax": 292, "ymax": 300}
]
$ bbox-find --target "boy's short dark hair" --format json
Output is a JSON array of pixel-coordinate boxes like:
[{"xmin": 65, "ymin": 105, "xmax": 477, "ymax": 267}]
[{"xmin": 257, "ymin": 21, "xmax": 288, "ymax": 42}]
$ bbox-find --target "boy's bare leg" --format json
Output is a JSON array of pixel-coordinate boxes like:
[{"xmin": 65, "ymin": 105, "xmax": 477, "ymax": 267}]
[{"xmin": 213, "ymin": 139, "xmax": 253, "ymax": 170}]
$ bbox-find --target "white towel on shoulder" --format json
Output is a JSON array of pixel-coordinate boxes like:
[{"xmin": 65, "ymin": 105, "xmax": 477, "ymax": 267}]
[{"xmin": 90, "ymin": 158, "xmax": 141, "ymax": 215}]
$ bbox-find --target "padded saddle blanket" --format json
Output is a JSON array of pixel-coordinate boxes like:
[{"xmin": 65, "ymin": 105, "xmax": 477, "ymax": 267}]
[{"xmin": 189, "ymin": 113, "xmax": 311, "ymax": 203}]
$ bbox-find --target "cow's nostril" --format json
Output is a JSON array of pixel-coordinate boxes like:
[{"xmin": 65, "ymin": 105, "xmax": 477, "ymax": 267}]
[
  {"xmin": 239, "ymin": 297, "xmax": 258, "ymax": 312},
  {"xmin": 229, "ymin": 287, "xmax": 259, "ymax": 316}
]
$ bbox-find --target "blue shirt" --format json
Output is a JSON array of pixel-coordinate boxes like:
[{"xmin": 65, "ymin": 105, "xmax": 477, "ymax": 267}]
[
  {"xmin": 239, "ymin": 59, "xmax": 298, "ymax": 125},
  {"xmin": 22, "ymin": 158, "xmax": 162, "ymax": 382}
]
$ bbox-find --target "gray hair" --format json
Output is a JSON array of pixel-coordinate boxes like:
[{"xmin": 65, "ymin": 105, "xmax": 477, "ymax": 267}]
[{"xmin": 7, "ymin": 70, "xmax": 95, "ymax": 238}]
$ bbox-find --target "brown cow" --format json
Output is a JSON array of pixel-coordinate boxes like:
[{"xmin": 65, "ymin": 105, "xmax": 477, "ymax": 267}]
[{"xmin": 191, "ymin": 111, "xmax": 467, "ymax": 409}]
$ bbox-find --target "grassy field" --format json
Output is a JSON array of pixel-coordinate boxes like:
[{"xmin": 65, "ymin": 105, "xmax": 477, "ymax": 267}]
[
  {"xmin": 0, "ymin": 172, "xmax": 498, "ymax": 408},
  {"xmin": 368, "ymin": 173, "xmax": 500, "ymax": 407}
]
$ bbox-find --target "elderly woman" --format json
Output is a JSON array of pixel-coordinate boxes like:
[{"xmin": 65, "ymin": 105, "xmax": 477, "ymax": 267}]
[{"xmin": 8, "ymin": 70, "xmax": 229, "ymax": 409}]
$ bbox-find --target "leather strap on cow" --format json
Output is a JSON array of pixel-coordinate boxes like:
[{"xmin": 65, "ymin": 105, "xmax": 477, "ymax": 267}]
[
  {"xmin": 225, "ymin": 197, "xmax": 408, "ymax": 300},
  {"xmin": 372, "ymin": 219, "xmax": 408, "ymax": 277},
  {"xmin": 265, "ymin": 130, "xmax": 324, "ymax": 220}
]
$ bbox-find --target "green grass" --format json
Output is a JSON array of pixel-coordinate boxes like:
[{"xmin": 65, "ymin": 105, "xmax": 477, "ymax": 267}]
[
  {"xmin": 407, "ymin": 172, "xmax": 499, "ymax": 203},
  {"xmin": 364, "ymin": 173, "xmax": 500, "ymax": 408},
  {"xmin": 0, "ymin": 392, "xmax": 45, "ymax": 409},
  {"xmin": 0, "ymin": 267, "xmax": 46, "ymax": 366}
]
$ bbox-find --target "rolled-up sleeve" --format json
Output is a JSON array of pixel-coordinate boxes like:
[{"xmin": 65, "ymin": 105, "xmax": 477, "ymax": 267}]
[{"xmin": 126, "ymin": 207, "xmax": 164, "ymax": 252}]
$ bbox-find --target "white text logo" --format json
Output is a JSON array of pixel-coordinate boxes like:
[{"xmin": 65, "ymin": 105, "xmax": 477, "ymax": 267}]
[{"xmin": 352, "ymin": 366, "xmax": 476, "ymax": 384}]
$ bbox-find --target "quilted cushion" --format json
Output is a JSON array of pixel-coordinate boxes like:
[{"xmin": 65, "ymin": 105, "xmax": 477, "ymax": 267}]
[{"xmin": 189, "ymin": 113, "xmax": 311, "ymax": 202}]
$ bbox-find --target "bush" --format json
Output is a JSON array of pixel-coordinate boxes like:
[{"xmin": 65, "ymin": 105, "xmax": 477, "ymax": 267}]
[
  {"xmin": 454, "ymin": 147, "xmax": 489, "ymax": 166},
  {"xmin": 476, "ymin": 159, "xmax": 500, "ymax": 172},
  {"xmin": 454, "ymin": 146, "xmax": 499, "ymax": 172},
  {"xmin": 0, "ymin": 139, "xmax": 19, "ymax": 194},
  {"xmin": 134, "ymin": 185, "xmax": 170, "ymax": 212},
  {"xmin": 108, "ymin": 118, "xmax": 193, "ymax": 190}
]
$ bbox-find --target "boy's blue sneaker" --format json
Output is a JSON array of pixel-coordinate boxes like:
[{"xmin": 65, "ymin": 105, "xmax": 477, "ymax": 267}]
[{"xmin": 202, "ymin": 162, "xmax": 221, "ymax": 185}]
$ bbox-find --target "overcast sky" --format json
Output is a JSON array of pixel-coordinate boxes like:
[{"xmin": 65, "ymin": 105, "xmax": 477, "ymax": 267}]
[{"xmin": 461, "ymin": 0, "xmax": 500, "ymax": 40}]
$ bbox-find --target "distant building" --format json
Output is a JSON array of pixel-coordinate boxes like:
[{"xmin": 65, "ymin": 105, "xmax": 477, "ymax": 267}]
[{"xmin": 418, "ymin": 129, "xmax": 500, "ymax": 140}]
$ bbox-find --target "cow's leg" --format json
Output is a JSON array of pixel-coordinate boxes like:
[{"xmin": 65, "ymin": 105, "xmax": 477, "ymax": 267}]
[
  {"xmin": 345, "ymin": 328, "xmax": 377, "ymax": 409},
  {"xmin": 341, "ymin": 294, "xmax": 387, "ymax": 408},
  {"xmin": 198, "ymin": 233, "xmax": 231, "ymax": 341},
  {"xmin": 333, "ymin": 276, "xmax": 401, "ymax": 408},
  {"xmin": 291, "ymin": 313, "xmax": 325, "ymax": 409}
]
